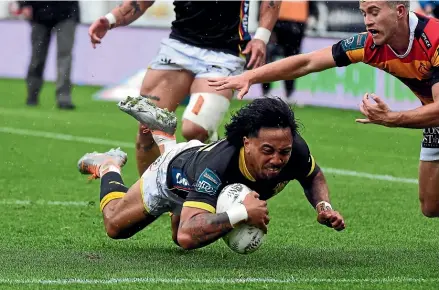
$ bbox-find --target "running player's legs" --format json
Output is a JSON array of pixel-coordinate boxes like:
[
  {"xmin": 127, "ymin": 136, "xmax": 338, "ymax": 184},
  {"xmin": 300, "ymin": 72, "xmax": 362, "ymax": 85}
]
[
  {"xmin": 418, "ymin": 128, "xmax": 439, "ymax": 217},
  {"xmin": 140, "ymin": 69, "xmax": 193, "ymax": 111},
  {"xmin": 182, "ymin": 79, "xmax": 233, "ymax": 141},
  {"xmin": 181, "ymin": 46, "xmax": 246, "ymax": 142},
  {"xmin": 136, "ymin": 69, "xmax": 193, "ymax": 176},
  {"xmin": 419, "ymin": 161, "xmax": 439, "ymax": 217}
]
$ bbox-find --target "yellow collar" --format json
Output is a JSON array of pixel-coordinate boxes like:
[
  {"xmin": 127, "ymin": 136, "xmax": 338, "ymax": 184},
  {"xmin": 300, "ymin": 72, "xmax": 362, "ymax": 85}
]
[{"xmin": 239, "ymin": 147, "xmax": 256, "ymax": 182}]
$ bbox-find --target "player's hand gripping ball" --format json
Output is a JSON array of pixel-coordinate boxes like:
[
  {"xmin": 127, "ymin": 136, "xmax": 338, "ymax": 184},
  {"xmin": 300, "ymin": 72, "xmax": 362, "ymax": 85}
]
[{"xmin": 216, "ymin": 183, "xmax": 265, "ymax": 254}]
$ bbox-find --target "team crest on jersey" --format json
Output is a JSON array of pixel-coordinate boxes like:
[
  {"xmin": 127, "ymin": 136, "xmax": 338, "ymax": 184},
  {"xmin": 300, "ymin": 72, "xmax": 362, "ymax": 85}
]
[
  {"xmin": 194, "ymin": 168, "xmax": 222, "ymax": 195},
  {"xmin": 273, "ymin": 181, "xmax": 289, "ymax": 195},
  {"xmin": 341, "ymin": 33, "xmax": 367, "ymax": 52}
]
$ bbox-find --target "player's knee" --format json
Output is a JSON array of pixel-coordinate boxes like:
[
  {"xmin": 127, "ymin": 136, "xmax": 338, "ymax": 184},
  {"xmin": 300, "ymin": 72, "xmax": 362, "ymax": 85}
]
[
  {"xmin": 181, "ymin": 120, "xmax": 209, "ymax": 142},
  {"xmin": 420, "ymin": 199, "xmax": 439, "ymax": 218},
  {"xmin": 104, "ymin": 219, "xmax": 126, "ymax": 240},
  {"xmin": 182, "ymin": 92, "xmax": 230, "ymax": 141}
]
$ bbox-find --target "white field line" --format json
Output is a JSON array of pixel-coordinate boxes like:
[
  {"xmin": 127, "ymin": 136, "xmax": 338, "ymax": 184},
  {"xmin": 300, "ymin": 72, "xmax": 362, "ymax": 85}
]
[
  {"xmin": 0, "ymin": 126, "xmax": 418, "ymax": 185},
  {"xmin": 0, "ymin": 199, "xmax": 91, "ymax": 206},
  {"xmin": 0, "ymin": 277, "xmax": 438, "ymax": 285},
  {"xmin": 321, "ymin": 167, "xmax": 418, "ymax": 184},
  {"xmin": 0, "ymin": 126, "xmax": 134, "ymax": 148}
]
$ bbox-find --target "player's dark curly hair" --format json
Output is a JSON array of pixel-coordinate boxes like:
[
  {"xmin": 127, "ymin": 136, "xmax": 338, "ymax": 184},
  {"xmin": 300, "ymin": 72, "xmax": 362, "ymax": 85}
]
[{"xmin": 225, "ymin": 97, "xmax": 298, "ymax": 147}]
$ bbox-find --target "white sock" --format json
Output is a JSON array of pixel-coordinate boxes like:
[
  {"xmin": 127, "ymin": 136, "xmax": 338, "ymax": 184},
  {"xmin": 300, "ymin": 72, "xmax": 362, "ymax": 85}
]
[
  {"xmin": 152, "ymin": 131, "xmax": 177, "ymax": 153},
  {"xmin": 99, "ymin": 164, "xmax": 121, "ymax": 177}
]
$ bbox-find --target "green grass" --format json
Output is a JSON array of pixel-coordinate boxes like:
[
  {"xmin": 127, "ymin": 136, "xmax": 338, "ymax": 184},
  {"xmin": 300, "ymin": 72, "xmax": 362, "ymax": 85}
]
[{"xmin": 0, "ymin": 78, "xmax": 437, "ymax": 289}]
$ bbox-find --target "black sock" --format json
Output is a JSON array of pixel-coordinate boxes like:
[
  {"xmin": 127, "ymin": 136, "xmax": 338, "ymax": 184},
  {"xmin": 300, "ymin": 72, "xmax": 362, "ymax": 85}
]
[{"xmin": 99, "ymin": 172, "xmax": 128, "ymax": 211}]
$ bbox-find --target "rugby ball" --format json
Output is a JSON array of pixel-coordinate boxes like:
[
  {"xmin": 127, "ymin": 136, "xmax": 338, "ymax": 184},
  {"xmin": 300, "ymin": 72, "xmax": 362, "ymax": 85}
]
[{"xmin": 216, "ymin": 183, "xmax": 265, "ymax": 254}]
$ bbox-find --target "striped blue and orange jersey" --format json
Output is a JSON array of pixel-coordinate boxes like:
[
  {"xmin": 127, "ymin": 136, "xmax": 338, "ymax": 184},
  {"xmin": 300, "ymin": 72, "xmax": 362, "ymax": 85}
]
[
  {"xmin": 332, "ymin": 13, "xmax": 439, "ymax": 105},
  {"xmin": 170, "ymin": 1, "xmax": 251, "ymax": 56}
]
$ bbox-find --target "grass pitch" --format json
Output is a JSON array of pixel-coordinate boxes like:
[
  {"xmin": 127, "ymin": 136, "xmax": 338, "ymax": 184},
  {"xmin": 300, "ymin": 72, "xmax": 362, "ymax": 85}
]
[{"xmin": 0, "ymin": 78, "xmax": 437, "ymax": 289}]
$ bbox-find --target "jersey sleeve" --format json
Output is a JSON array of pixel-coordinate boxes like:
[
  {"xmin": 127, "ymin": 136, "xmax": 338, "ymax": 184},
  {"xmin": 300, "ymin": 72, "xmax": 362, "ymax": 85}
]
[
  {"xmin": 286, "ymin": 134, "xmax": 320, "ymax": 181},
  {"xmin": 183, "ymin": 167, "xmax": 224, "ymax": 213},
  {"xmin": 430, "ymin": 45, "xmax": 439, "ymax": 86},
  {"xmin": 182, "ymin": 141, "xmax": 234, "ymax": 213},
  {"xmin": 332, "ymin": 33, "xmax": 367, "ymax": 67}
]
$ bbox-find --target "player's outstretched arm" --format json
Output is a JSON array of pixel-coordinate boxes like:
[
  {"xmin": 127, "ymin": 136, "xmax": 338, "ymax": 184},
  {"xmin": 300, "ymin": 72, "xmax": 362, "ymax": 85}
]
[
  {"xmin": 177, "ymin": 207, "xmax": 234, "ymax": 250},
  {"xmin": 177, "ymin": 192, "xmax": 269, "ymax": 250},
  {"xmin": 208, "ymin": 46, "xmax": 336, "ymax": 99},
  {"xmin": 357, "ymin": 84, "xmax": 439, "ymax": 128},
  {"xmin": 108, "ymin": 1, "xmax": 153, "ymax": 28},
  {"xmin": 299, "ymin": 171, "xmax": 345, "ymax": 231},
  {"xmin": 89, "ymin": 1, "xmax": 154, "ymax": 48}
]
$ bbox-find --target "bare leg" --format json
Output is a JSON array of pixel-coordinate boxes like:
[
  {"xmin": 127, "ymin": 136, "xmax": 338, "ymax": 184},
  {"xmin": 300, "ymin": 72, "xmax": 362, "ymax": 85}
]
[
  {"xmin": 101, "ymin": 178, "xmax": 158, "ymax": 239},
  {"xmin": 135, "ymin": 125, "xmax": 161, "ymax": 177},
  {"xmin": 135, "ymin": 69, "xmax": 193, "ymax": 176},
  {"xmin": 181, "ymin": 78, "xmax": 233, "ymax": 142},
  {"xmin": 77, "ymin": 148, "xmax": 157, "ymax": 238},
  {"xmin": 418, "ymin": 160, "xmax": 439, "ymax": 217}
]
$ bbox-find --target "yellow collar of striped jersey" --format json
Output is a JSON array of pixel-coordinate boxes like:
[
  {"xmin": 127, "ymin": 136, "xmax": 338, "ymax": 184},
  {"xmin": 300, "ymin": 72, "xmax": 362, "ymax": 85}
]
[{"xmin": 239, "ymin": 147, "xmax": 256, "ymax": 182}]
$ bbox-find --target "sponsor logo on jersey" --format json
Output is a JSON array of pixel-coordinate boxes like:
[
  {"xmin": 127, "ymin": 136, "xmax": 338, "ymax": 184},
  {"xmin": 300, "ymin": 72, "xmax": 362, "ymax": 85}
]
[
  {"xmin": 194, "ymin": 168, "xmax": 222, "ymax": 195},
  {"xmin": 422, "ymin": 127, "xmax": 439, "ymax": 148},
  {"xmin": 341, "ymin": 33, "xmax": 367, "ymax": 51},
  {"xmin": 421, "ymin": 32, "xmax": 432, "ymax": 49},
  {"xmin": 171, "ymin": 168, "xmax": 193, "ymax": 191}
]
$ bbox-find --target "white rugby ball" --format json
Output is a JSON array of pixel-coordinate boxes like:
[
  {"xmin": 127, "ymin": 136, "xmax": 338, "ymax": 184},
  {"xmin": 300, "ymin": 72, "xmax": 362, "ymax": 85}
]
[{"xmin": 216, "ymin": 183, "xmax": 265, "ymax": 254}]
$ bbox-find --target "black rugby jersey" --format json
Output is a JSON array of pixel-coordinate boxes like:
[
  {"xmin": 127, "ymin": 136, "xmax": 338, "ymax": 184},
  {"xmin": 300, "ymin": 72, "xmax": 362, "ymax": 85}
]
[
  {"xmin": 166, "ymin": 135, "xmax": 319, "ymax": 213},
  {"xmin": 169, "ymin": 1, "xmax": 251, "ymax": 56}
]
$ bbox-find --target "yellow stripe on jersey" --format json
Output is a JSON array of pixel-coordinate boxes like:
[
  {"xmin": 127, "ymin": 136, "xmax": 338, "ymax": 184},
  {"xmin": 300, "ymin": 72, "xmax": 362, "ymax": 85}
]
[
  {"xmin": 183, "ymin": 201, "xmax": 216, "ymax": 213},
  {"xmin": 239, "ymin": 147, "xmax": 256, "ymax": 182},
  {"xmin": 306, "ymin": 155, "xmax": 316, "ymax": 177},
  {"xmin": 100, "ymin": 192, "xmax": 126, "ymax": 212},
  {"xmin": 139, "ymin": 178, "xmax": 150, "ymax": 214}
]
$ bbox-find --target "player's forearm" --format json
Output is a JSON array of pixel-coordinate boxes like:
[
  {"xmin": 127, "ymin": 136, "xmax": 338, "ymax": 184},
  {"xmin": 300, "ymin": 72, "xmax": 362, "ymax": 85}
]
[
  {"xmin": 245, "ymin": 53, "xmax": 311, "ymax": 84},
  {"xmin": 110, "ymin": 0, "xmax": 153, "ymax": 28},
  {"xmin": 388, "ymin": 102, "xmax": 439, "ymax": 128},
  {"xmin": 258, "ymin": 0, "xmax": 281, "ymax": 32},
  {"xmin": 302, "ymin": 171, "xmax": 331, "ymax": 208},
  {"xmin": 178, "ymin": 213, "xmax": 233, "ymax": 249}
]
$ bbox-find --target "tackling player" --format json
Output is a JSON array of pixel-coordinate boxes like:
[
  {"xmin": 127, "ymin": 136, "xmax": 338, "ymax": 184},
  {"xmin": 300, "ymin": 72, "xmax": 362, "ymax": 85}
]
[
  {"xmin": 77, "ymin": 97, "xmax": 345, "ymax": 250},
  {"xmin": 88, "ymin": 0, "xmax": 281, "ymax": 177},
  {"xmin": 208, "ymin": 1, "xmax": 439, "ymax": 218}
]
